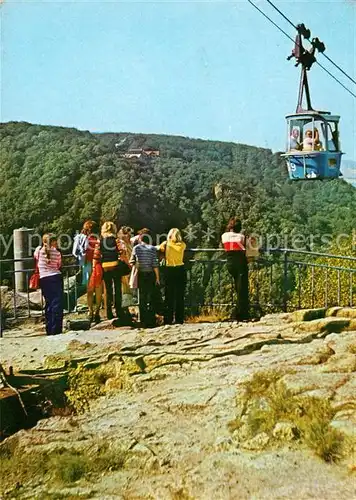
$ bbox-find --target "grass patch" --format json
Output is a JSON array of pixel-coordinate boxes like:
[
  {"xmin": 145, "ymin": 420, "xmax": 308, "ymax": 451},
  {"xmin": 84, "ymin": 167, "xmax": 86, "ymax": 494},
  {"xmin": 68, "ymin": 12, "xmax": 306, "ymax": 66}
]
[
  {"xmin": 54, "ymin": 452, "xmax": 88, "ymax": 483},
  {"xmin": 187, "ymin": 306, "xmax": 230, "ymax": 323},
  {"xmin": 65, "ymin": 362, "xmax": 118, "ymax": 414},
  {"xmin": 0, "ymin": 441, "xmax": 128, "ymax": 497},
  {"xmin": 295, "ymin": 396, "xmax": 345, "ymax": 462},
  {"xmin": 65, "ymin": 359, "xmax": 138, "ymax": 414},
  {"xmin": 170, "ymin": 487, "xmax": 195, "ymax": 499},
  {"xmin": 347, "ymin": 342, "xmax": 356, "ymax": 354},
  {"xmin": 87, "ymin": 441, "xmax": 127, "ymax": 474},
  {"xmin": 0, "ymin": 445, "xmax": 51, "ymax": 496},
  {"xmin": 229, "ymin": 370, "xmax": 346, "ymax": 462},
  {"xmin": 65, "ymin": 364, "xmax": 105, "ymax": 414},
  {"xmin": 302, "ymin": 420, "xmax": 344, "ymax": 463},
  {"xmin": 0, "ymin": 436, "xmax": 19, "ymax": 459}
]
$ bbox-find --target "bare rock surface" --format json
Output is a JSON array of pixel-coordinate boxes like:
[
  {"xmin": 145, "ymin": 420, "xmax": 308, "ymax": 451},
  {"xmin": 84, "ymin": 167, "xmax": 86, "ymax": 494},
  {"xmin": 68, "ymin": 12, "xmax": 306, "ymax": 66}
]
[{"xmin": 1, "ymin": 311, "xmax": 356, "ymax": 499}]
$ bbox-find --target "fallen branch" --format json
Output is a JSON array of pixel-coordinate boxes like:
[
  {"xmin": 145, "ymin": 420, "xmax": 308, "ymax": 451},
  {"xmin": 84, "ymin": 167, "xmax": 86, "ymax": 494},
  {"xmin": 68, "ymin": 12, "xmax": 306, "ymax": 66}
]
[{"xmin": 0, "ymin": 363, "xmax": 28, "ymax": 417}]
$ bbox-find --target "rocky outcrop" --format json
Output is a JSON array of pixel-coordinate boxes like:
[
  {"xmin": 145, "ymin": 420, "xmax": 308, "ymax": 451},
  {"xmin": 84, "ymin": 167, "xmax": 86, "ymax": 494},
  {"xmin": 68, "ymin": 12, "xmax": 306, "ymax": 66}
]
[
  {"xmin": 0, "ymin": 286, "xmax": 42, "ymax": 317},
  {"xmin": 0, "ymin": 309, "xmax": 355, "ymax": 499}
]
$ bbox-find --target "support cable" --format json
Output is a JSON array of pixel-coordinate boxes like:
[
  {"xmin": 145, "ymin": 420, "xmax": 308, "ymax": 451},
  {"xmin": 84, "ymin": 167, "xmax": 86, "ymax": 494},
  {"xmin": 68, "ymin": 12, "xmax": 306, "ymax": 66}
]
[
  {"xmin": 265, "ymin": 0, "xmax": 356, "ymax": 86},
  {"xmin": 247, "ymin": 0, "xmax": 356, "ymax": 99}
]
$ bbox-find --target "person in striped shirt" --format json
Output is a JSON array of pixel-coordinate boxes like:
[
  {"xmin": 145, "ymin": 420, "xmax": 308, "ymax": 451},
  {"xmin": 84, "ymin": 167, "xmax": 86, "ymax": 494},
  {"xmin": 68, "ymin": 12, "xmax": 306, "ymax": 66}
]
[
  {"xmin": 34, "ymin": 234, "xmax": 63, "ymax": 335},
  {"xmin": 221, "ymin": 217, "xmax": 249, "ymax": 321},
  {"xmin": 130, "ymin": 234, "xmax": 159, "ymax": 328}
]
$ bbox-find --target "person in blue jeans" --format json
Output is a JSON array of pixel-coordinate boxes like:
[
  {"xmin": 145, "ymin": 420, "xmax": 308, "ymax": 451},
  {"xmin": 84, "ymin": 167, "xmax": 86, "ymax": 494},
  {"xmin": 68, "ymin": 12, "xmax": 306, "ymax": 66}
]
[{"xmin": 34, "ymin": 234, "xmax": 63, "ymax": 335}]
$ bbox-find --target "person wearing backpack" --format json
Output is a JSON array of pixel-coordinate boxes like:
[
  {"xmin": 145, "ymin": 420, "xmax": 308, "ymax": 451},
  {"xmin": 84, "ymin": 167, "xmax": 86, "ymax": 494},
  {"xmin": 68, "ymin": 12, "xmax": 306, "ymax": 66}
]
[
  {"xmin": 73, "ymin": 220, "xmax": 99, "ymax": 320},
  {"xmin": 157, "ymin": 228, "xmax": 186, "ymax": 325},
  {"xmin": 72, "ymin": 220, "xmax": 97, "ymax": 286}
]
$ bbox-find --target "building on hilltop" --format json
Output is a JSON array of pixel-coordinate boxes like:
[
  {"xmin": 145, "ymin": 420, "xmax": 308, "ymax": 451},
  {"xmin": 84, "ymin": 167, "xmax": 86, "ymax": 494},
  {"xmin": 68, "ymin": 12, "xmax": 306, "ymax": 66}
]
[
  {"xmin": 119, "ymin": 147, "xmax": 160, "ymax": 160},
  {"xmin": 144, "ymin": 148, "xmax": 160, "ymax": 157}
]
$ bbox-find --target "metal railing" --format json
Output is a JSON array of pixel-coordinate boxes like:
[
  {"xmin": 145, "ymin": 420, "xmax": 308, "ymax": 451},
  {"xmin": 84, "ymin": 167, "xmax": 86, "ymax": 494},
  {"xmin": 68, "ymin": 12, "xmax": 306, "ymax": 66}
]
[
  {"xmin": 185, "ymin": 248, "xmax": 356, "ymax": 315},
  {"xmin": 0, "ymin": 255, "xmax": 81, "ymax": 336},
  {"xmin": 1, "ymin": 248, "xmax": 355, "ymax": 336}
]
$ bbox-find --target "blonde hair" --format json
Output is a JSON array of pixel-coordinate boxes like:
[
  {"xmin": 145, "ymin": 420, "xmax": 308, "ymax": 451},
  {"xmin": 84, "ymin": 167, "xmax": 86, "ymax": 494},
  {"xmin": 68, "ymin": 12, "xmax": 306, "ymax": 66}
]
[
  {"xmin": 167, "ymin": 228, "xmax": 183, "ymax": 243},
  {"xmin": 42, "ymin": 234, "xmax": 57, "ymax": 262},
  {"xmin": 101, "ymin": 221, "xmax": 117, "ymax": 238}
]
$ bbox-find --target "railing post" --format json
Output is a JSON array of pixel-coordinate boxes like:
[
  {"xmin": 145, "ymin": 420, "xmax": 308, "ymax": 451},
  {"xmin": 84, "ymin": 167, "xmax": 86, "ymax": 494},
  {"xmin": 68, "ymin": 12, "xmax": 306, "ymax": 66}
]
[
  {"xmin": 0, "ymin": 260, "xmax": 3, "ymax": 338},
  {"xmin": 283, "ymin": 250, "xmax": 289, "ymax": 312},
  {"xmin": 13, "ymin": 228, "xmax": 35, "ymax": 292}
]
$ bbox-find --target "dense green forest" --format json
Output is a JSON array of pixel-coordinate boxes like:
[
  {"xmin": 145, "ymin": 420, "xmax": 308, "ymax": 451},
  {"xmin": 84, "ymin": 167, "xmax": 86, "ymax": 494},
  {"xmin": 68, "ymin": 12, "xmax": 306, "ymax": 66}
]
[{"xmin": 1, "ymin": 121, "xmax": 355, "ymax": 257}]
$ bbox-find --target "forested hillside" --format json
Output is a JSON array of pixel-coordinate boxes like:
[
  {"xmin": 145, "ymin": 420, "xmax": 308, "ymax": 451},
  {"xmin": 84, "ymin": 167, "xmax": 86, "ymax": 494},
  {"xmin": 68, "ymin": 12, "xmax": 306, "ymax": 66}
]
[{"xmin": 1, "ymin": 121, "xmax": 355, "ymax": 257}]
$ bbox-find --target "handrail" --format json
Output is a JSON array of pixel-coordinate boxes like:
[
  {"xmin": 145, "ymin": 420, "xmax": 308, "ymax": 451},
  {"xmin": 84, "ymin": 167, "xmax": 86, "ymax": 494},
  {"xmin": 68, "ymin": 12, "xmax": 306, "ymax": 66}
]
[
  {"xmin": 188, "ymin": 248, "xmax": 356, "ymax": 265},
  {"xmin": 1, "ymin": 248, "xmax": 355, "ymax": 262},
  {"xmin": 0, "ymin": 254, "xmax": 76, "ymax": 265},
  {"xmin": 275, "ymin": 248, "xmax": 356, "ymax": 262},
  {"xmin": 288, "ymin": 259, "xmax": 356, "ymax": 273}
]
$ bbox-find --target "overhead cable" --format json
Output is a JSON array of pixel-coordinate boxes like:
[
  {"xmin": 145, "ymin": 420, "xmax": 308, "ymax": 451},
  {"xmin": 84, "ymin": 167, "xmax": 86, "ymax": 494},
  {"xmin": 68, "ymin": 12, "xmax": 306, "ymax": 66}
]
[
  {"xmin": 247, "ymin": 0, "xmax": 356, "ymax": 99},
  {"xmin": 265, "ymin": 0, "xmax": 356, "ymax": 86}
]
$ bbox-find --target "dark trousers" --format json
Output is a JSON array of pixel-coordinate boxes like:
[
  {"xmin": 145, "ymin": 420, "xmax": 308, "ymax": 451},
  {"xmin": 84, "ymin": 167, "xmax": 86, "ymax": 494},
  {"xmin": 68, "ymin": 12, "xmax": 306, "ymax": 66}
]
[
  {"xmin": 164, "ymin": 266, "xmax": 186, "ymax": 324},
  {"xmin": 40, "ymin": 274, "xmax": 63, "ymax": 335},
  {"xmin": 138, "ymin": 271, "xmax": 156, "ymax": 328},
  {"xmin": 227, "ymin": 261, "xmax": 249, "ymax": 321},
  {"xmin": 103, "ymin": 268, "xmax": 122, "ymax": 319}
]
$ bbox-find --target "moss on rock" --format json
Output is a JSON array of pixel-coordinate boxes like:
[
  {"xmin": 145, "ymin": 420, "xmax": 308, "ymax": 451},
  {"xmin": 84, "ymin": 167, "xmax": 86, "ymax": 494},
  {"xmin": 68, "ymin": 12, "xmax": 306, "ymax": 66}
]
[{"xmin": 290, "ymin": 309, "xmax": 327, "ymax": 323}]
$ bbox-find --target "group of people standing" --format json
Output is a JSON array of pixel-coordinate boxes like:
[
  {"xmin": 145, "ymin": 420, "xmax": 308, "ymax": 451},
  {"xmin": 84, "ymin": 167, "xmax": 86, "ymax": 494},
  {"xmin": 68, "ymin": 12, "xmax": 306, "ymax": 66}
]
[
  {"xmin": 33, "ymin": 216, "xmax": 253, "ymax": 336},
  {"xmin": 34, "ymin": 222, "xmax": 188, "ymax": 335}
]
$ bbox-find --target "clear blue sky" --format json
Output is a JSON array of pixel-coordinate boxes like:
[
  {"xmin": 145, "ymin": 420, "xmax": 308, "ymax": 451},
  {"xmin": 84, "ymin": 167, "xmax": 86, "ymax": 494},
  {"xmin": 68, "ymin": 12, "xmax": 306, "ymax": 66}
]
[{"xmin": 1, "ymin": 0, "xmax": 355, "ymax": 161}]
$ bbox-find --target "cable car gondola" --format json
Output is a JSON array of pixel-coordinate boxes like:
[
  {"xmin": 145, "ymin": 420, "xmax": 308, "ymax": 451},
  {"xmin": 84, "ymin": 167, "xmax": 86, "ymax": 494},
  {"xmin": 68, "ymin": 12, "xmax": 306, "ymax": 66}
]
[{"xmin": 282, "ymin": 24, "xmax": 343, "ymax": 180}]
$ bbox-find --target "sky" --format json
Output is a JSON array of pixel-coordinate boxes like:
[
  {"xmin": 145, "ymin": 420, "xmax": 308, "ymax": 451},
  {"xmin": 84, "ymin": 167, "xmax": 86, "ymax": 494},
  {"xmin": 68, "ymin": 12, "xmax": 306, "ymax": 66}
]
[{"xmin": 0, "ymin": 0, "xmax": 355, "ymax": 163}]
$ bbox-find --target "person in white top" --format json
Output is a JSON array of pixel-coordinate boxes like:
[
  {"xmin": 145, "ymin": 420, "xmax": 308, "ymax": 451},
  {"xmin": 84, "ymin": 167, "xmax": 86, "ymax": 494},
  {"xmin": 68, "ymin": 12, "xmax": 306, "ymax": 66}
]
[{"xmin": 34, "ymin": 234, "xmax": 63, "ymax": 335}]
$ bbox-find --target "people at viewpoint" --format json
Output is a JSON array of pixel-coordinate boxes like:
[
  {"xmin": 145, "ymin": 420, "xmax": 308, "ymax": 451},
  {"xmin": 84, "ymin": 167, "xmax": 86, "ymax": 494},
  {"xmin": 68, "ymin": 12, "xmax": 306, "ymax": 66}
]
[
  {"xmin": 72, "ymin": 220, "xmax": 97, "ymax": 285},
  {"xmin": 157, "ymin": 228, "xmax": 186, "ymax": 325},
  {"xmin": 34, "ymin": 234, "xmax": 63, "ymax": 335},
  {"xmin": 221, "ymin": 217, "xmax": 249, "ymax": 321},
  {"xmin": 130, "ymin": 232, "xmax": 159, "ymax": 328},
  {"xmin": 73, "ymin": 220, "xmax": 101, "ymax": 323},
  {"xmin": 87, "ymin": 238, "xmax": 103, "ymax": 324},
  {"xmin": 131, "ymin": 227, "xmax": 150, "ymax": 246},
  {"xmin": 116, "ymin": 226, "xmax": 134, "ymax": 325},
  {"xmin": 33, "ymin": 220, "xmax": 257, "ymax": 335},
  {"xmin": 100, "ymin": 221, "xmax": 125, "ymax": 321},
  {"xmin": 302, "ymin": 128, "xmax": 322, "ymax": 151}
]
